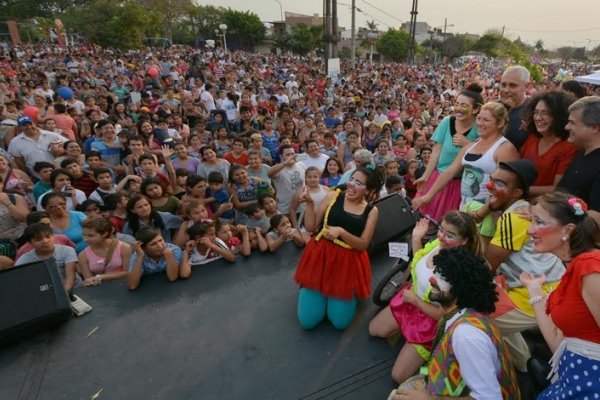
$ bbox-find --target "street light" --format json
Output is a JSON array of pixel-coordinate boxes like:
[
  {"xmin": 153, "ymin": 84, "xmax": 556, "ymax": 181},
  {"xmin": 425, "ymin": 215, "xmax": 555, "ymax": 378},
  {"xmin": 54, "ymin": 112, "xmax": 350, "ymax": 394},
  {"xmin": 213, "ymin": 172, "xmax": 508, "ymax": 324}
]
[
  {"xmin": 217, "ymin": 23, "xmax": 228, "ymax": 53},
  {"xmin": 274, "ymin": 0, "xmax": 284, "ymax": 22}
]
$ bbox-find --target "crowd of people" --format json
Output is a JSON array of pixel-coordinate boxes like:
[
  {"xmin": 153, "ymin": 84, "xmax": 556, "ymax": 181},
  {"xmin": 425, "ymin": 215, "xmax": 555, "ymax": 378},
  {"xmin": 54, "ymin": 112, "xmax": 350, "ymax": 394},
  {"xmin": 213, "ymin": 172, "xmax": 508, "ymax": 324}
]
[{"xmin": 1, "ymin": 42, "xmax": 599, "ymax": 399}]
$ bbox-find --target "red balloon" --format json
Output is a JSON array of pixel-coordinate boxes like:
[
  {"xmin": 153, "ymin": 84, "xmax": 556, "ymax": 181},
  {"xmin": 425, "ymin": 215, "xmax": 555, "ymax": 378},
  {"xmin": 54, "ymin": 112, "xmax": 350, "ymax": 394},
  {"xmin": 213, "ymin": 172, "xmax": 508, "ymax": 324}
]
[
  {"xmin": 148, "ymin": 67, "xmax": 159, "ymax": 78},
  {"xmin": 23, "ymin": 106, "xmax": 39, "ymax": 122}
]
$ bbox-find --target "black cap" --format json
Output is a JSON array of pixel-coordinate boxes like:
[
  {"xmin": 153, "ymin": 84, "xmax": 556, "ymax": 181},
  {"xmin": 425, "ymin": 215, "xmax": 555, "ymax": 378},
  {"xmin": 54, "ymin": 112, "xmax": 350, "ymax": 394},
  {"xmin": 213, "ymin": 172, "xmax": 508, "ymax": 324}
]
[{"xmin": 499, "ymin": 160, "xmax": 538, "ymax": 195}]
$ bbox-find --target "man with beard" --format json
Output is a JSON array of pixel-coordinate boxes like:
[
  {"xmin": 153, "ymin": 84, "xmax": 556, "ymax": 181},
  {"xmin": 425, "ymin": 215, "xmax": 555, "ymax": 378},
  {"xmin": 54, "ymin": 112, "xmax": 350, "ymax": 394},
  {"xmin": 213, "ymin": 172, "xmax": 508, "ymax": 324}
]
[
  {"xmin": 392, "ymin": 246, "xmax": 520, "ymax": 399},
  {"xmin": 500, "ymin": 66, "xmax": 530, "ymax": 150},
  {"xmin": 484, "ymin": 160, "xmax": 565, "ymax": 373}
]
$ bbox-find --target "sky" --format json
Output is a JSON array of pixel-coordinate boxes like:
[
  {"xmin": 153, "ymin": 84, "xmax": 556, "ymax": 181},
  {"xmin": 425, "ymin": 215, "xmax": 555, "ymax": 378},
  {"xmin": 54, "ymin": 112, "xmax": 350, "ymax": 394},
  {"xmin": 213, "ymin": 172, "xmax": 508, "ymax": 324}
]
[{"xmin": 197, "ymin": 0, "xmax": 600, "ymax": 50}]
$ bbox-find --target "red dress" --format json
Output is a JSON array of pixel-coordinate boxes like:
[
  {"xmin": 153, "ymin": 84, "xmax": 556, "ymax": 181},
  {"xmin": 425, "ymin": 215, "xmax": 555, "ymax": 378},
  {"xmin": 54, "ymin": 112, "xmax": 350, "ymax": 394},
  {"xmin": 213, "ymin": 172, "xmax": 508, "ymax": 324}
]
[{"xmin": 294, "ymin": 192, "xmax": 373, "ymax": 300}]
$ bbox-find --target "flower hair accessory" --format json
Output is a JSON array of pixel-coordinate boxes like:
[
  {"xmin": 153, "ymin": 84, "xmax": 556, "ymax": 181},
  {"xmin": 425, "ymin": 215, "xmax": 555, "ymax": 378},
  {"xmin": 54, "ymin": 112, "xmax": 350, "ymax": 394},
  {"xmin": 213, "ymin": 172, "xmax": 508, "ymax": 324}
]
[{"xmin": 567, "ymin": 197, "xmax": 588, "ymax": 216}]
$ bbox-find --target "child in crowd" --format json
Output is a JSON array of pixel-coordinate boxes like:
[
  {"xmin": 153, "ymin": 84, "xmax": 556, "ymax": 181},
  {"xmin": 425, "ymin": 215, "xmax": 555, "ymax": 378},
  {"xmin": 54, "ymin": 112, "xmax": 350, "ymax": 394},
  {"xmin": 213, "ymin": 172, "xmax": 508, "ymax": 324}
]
[
  {"xmin": 319, "ymin": 132, "xmax": 337, "ymax": 158},
  {"xmin": 180, "ymin": 175, "xmax": 209, "ymax": 208},
  {"xmin": 141, "ymin": 176, "xmax": 180, "ymax": 215},
  {"xmin": 383, "ymin": 175, "xmax": 405, "ymax": 197},
  {"xmin": 215, "ymin": 221, "xmax": 251, "ymax": 256},
  {"xmin": 205, "ymin": 171, "xmax": 235, "ymax": 223},
  {"xmin": 15, "ymin": 223, "xmax": 79, "ymax": 292},
  {"xmin": 61, "ymin": 158, "xmax": 98, "ymax": 197},
  {"xmin": 266, "ymin": 214, "xmax": 305, "ymax": 253},
  {"xmin": 89, "ymin": 167, "xmax": 140, "ymax": 206},
  {"xmin": 320, "ymin": 157, "xmax": 343, "ymax": 188},
  {"xmin": 15, "ymin": 211, "xmax": 76, "ymax": 260},
  {"xmin": 244, "ymin": 204, "xmax": 270, "ymax": 234},
  {"xmin": 78, "ymin": 199, "xmax": 104, "ymax": 218},
  {"xmin": 403, "ymin": 159, "xmax": 419, "ymax": 199},
  {"xmin": 103, "ymin": 192, "xmax": 128, "ymax": 233},
  {"xmin": 173, "ymin": 168, "xmax": 189, "ymax": 198},
  {"xmin": 259, "ymin": 193, "xmax": 280, "ymax": 219},
  {"xmin": 289, "ymin": 167, "xmax": 329, "ymax": 234},
  {"xmin": 223, "ymin": 137, "xmax": 249, "ymax": 166},
  {"xmin": 213, "ymin": 126, "xmax": 231, "ymax": 157},
  {"xmin": 32, "ymin": 161, "xmax": 55, "ymax": 201},
  {"xmin": 78, "ymin": 217, "xmax": 131, "ymax": 286},
  {"xmin": 137, "ymin": 154, "xmax": 171, "ymax": 191},
  {"xmin": 185, "ymin": 221, "xmax": 236, "ymax": 265},
  {"xmin": 173, "ymin": 199, "xmax": 211, "ymax": 247}
]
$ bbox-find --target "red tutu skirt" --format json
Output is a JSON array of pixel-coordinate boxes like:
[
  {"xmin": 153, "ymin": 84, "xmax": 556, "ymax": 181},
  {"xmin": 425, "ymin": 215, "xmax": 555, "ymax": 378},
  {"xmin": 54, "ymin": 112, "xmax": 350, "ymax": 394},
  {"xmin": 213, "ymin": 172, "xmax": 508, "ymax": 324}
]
[
  {"xmin": 390, "ymin": 286, "xmax": 437, "ymax": 347},
  {"xmin": 416, "ymin": 169, "xmax": 461, "ymax": 223},
  {"xmin": 294, "ymin": 238, "xmax": 371, "ymax": 300}
]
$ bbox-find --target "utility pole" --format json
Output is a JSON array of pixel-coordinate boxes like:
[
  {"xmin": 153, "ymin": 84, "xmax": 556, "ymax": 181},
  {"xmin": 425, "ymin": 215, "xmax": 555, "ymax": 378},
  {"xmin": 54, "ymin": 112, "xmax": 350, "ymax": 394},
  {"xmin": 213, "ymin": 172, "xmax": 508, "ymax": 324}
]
[
  {"xmin": 407, "ymin": 0, "xmax": 418, "ymax": 65},
  {"xmin": 351, "ymin": 0, "xmax": 356, "ymax": 68}
]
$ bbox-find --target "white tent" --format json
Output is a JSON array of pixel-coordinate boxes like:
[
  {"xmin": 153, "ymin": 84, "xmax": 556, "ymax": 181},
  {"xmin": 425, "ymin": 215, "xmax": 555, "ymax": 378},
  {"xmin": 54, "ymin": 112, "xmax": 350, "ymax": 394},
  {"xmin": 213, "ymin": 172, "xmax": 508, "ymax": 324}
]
[{"xmin": 574, "ymin": 72, "xmax": 600, "ymax": 85}]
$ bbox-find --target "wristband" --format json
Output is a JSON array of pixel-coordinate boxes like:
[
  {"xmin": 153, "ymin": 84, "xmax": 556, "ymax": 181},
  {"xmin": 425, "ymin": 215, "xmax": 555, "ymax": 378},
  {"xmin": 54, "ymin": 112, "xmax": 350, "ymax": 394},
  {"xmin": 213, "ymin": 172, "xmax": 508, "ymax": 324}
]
[
  {"xmin": 529, "ymin": 295, "xmax": 546, "ymax": 305},
  {"xmin": 95, "ymin": 274, "xmax": 102, "ymax": 283}
]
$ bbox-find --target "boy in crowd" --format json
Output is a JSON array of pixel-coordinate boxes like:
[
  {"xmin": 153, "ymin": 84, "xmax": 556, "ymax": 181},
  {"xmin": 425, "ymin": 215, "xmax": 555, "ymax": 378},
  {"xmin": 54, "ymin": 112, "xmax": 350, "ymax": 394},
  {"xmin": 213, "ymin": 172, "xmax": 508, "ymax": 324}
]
[
  {"xmin": 205, "ymin": 171, "xmax": 235, "ymax": 223},
  {"xmin": 103, "ymin": 192, "xmax": 128, "ymax": 233},
  {"xmin": 15, "ymin": 223, "xmax": 79, "ymax": 292},
  {"xmin": 32, "ymin": 162, "xmax": 55, "ymax": 201},
  {"xmin": 61, "ymin": 158, "xmax": 98, "ymax": 197}
]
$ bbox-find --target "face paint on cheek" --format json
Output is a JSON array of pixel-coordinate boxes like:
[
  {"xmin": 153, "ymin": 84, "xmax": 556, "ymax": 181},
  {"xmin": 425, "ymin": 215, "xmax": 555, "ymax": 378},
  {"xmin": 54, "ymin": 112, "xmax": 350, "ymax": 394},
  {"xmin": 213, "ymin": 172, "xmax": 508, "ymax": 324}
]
[
  {"xmin": 534, "ymin": 225, "xmax": 561, "ymax": 237},
  {"xmin": 430, "ymin": 272, "xmax": 452, "ymax": 292}
]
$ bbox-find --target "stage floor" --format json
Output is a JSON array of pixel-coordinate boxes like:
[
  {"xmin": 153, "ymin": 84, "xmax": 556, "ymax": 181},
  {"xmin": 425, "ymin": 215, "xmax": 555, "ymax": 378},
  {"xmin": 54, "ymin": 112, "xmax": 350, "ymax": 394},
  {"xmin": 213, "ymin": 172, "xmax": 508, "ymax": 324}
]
[{"xmin": 0, "ymin": 244, "xmax": 403, "ymax": 400}]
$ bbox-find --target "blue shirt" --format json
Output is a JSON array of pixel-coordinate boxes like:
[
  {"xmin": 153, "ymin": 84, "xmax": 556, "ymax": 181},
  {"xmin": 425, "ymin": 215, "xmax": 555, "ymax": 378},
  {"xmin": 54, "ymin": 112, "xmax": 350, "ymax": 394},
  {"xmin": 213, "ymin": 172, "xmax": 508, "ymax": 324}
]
[{"xmin": 128, "ymin": 243, "xmax": 183, "ymax": 275}]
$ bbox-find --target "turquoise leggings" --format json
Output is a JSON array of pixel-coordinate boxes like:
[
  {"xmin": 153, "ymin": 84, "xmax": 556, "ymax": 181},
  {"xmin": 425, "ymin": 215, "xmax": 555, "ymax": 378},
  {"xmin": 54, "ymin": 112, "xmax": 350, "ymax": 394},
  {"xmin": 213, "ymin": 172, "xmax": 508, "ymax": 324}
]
[{"xmin": 297, "ymin": 288, "xmax": 357, "ymax": 330}]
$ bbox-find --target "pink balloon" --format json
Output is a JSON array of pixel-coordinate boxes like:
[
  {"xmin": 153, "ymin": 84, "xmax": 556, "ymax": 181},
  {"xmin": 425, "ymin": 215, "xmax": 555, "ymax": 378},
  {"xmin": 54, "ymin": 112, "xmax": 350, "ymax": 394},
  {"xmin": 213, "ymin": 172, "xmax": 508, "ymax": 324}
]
[
  {"xmin": 23, "ymin": 106, "xmax": 39, "ymax": 122},
  {"xmin": 148, "ymin": 67, "xmax": 159, "ymax": 78}
]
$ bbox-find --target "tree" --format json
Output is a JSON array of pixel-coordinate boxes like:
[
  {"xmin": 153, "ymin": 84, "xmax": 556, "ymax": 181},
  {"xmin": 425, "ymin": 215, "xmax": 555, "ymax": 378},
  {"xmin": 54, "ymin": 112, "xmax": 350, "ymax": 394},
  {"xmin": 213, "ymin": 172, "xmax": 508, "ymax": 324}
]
[
  {"xmin": 0, "ymin": 0, "xmax": 91, "ymax": 19},
  {"xmin": 281, "ymin": 23, "xmax": 322, "ymax": 56},
  {"xmin": 365, "ymin": 20, "xmax": 378, "ymax": 31},
  {"xmin": 443, "ymin": 34, "xmax": 475, "ymax": 60},
  {"xmin": 556, "ymin": 46, "xmax": 575, "ymax": 62},
  {"xmin": 221, "ymin": 8, "xmax": 266, "ymax": 49},
  {"xmin": 534, "ymin": 39, "xmax": 544, "ymax": 53},
  {"xmin": 375, "ymin": 29, "xmax": 410, "ymax": 61},
  {"xmin": 138, "ymin": 0, "xmax": 193, "ymax": 41}
]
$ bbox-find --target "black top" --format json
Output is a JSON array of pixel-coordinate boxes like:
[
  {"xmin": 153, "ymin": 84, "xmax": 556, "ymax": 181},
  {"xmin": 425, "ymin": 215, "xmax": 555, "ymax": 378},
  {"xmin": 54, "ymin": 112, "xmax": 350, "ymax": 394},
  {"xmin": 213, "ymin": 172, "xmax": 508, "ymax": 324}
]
[
  {"xmin": 557, "ymin": 147, "xmax": 600, "ymax": 212},
  {"xmin": 505, "ymin": 101, "xmax": 529, "ymax": 150},
  {"xmin": 328, "ymin": 192, "xmax": 373, "ymax": 237}
]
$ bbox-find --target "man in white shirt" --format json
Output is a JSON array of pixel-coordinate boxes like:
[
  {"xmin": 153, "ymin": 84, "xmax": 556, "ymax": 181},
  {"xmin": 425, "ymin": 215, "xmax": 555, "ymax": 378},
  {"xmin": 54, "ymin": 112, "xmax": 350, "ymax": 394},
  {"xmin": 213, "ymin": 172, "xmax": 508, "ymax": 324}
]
[
  {"xmin": 301, "ymin": 140, "xmax": 329, "ymax": 172},
  {"xmin": 268, "ymin": 144, "xmax": 306, "ymax": 214},
  {"xmin": 392, "ymin": 246, "xmax": 520, "ymax": 400},
  {"xmin": 8, "ymin": 116, "xmax": 67, "ymax": 176},
  {"xmin": 200, "ymin": 83, "xmax": 216, "ymax": 113}
]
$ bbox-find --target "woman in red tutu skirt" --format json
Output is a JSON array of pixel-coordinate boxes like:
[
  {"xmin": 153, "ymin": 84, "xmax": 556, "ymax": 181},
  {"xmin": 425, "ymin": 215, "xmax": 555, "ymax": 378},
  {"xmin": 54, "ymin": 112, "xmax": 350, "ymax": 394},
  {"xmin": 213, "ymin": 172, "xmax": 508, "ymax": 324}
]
[
  {"xmin": 368, "ymin": 211, "xmax": 484, "ymax": 384},
  {"xmin": 294, "ymin": 167, "xmax": 383, "ymax": 330}
]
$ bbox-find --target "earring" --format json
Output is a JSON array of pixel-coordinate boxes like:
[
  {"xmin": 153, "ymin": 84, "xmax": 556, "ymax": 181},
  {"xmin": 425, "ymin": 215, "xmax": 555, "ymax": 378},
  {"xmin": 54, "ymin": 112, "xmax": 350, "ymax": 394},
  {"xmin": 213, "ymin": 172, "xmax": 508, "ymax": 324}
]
[{"xmin": 562, "ymin": 236, "xmax": 568, "ymax": 242}]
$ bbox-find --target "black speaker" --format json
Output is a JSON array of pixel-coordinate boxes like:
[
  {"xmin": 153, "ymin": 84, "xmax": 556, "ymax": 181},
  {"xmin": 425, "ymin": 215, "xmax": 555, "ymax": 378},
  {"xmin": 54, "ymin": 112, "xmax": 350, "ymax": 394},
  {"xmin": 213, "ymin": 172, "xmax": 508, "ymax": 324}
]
[
  {"xmin": 369, "ymin": 193, "xmax": 417, "ymax": 253},
  {"xmin": 0, "ymin": 259, "xmax": 71, "ymax": 342}
]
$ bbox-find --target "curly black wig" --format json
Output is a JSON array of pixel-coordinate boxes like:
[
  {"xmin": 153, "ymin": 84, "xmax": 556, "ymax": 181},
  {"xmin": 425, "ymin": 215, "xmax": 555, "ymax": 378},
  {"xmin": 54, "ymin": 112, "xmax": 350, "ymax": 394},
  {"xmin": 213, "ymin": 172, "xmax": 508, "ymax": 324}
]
[{"xmin": 432, "ymin": 246, "xmax": 498, "ymax": 314}]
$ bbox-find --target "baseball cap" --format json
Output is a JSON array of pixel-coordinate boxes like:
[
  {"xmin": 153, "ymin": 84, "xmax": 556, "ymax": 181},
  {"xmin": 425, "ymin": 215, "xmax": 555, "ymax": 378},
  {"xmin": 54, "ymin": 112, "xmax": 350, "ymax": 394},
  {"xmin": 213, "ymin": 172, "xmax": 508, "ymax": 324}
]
[
  {"xmin": 17, "ymin": 116, "xmax": 34, "ymax": 126},
  {"xmin": 499, "ymin": 160, "xmax": 538, "ymax": 195}
]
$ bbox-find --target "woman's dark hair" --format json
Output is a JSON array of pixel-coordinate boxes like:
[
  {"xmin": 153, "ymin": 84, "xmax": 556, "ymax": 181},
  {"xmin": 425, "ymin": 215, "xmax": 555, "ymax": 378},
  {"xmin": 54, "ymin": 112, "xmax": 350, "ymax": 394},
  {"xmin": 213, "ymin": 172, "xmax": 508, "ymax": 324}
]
[
  {"xmin": 40, "ymin": 191, "xmax": 67, "ymax": 209},
  {"xmin": 321, "ymin": 157, "xmax": 343, "ymax": 178},
  {"xmin": 433, "ymin": 246, "xmax": 498, "ymax": 314},
  {"xmin": 537, "ymin": 192, "xmax": 600, "ymax": 257},
  {"xmin": 460, "ymin": 83, "xmax": 484, "ymax": 109},
  {"xmin": 561, "ymin": 80, "xmax": 587, "ymax": 99},
  {"xmin": 62, "ymin": 140, "xmax": 80, "ymax": 150},
  {"xmin": 200, "ymin": 145, "xmax": 214, "ymax": 158},
  {"xmin": 523, "ymin": 90, "xmax": 576, "ymax": 140},
  {"xmin": 135, "ymin": 226, "xmax": 161, "ymax": 247},
  {"xmin": 126, "ymin": 194, "xmax": 165, "ymax": 233},
  {"xmin": 78, "ymin": 199, "xmax": 103, "ymax": 213},
  {"xmin": 141, "ymin": 176, "xmax": 167, "ymax": 198},
  {"xmin": 442, "ymin": 211, "xmax": 485, "ymax": 257},
  {"xmin": 26, "ymin": 211, "xmax": 50, "ymax": 225},
  {"xmin": 50, "ymin": 168, "xmax": 71, "ymax": 188},
  {"xmin": 376, "ymin": 139, "xmax": 389, "ymax": 149},
  {"xmin": 352, "ymin": 167, "xmax": 384, "ymax": 202}
]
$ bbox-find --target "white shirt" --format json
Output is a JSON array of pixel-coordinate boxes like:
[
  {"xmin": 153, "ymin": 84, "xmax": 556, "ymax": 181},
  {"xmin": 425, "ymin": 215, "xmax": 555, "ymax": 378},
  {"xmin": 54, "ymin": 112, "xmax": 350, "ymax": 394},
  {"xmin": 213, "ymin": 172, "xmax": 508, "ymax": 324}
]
[
  {"xmin": 301, "ymin": 153, "xmax": 329, "ymax": 172},
  {"xmin": 7, "ymin": 130, "xmax": 68, "ymax": 173},
  {"xmin": 448, "ymin": 310, "xmax": 503, "ymax": 400},
  {"xmin": 200, "ymin": 90, "xmax": 216, "ymax": 112}
]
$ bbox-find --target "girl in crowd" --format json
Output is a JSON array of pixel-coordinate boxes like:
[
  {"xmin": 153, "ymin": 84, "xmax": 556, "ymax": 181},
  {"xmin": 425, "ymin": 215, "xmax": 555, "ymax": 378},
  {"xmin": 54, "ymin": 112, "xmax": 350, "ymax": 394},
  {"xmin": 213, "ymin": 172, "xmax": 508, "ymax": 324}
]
[
  {"xmin": 215, "ymin": 221, "xmax": 251, "ymax": 257},
  {"xmin": 79, "ymin": 217, "xmax": 131, "ymax": 286},
  {"xmin": 362, "ymin": 123, "xmax": 382, "ymax": 153},
  {"xmin": 289, "ymin": 167, "xmax": 329, "ymax": 237},
  {"xmin": 266, "ymin": 214, "xmax": 305, "ymax": 253},
  {"xmin": 186, "ymin": 133, "xmax": 203, "ymax": 158},
  {"xmin": 185, "ymin": 221, "xmax": 236, "ymax": 265},
  {"xmin": 173, "ymin": 199, "xmax": 210, "ymax": 247},
  {"xmin": 294, "ymin": 167, "xmax": 382, "ymax": 330},
  {"xmin": 141, "ymin": 176, "xmax": 180, "ymax": 215},
  {"xmin": 413, "ymin": 102, "xmax": 519, "ymax": 240},
  {"xmin": 42, "ymin": 192, "xmax": 88, "ymax": 253},
  {"xmin": 337, "ymin": 131, "xmax": 362, "ymax": 170},
  {"xmin": 373, "ymin": 139, "xmax": 397, "ymax": 167},
  {"xmin": 521, "ymin": 192, "xmax": 600, "ymax": 399},
  {"xmin": 172, "ymin": 141, "xmax": 201, "ymax": 175},
  {"xmin": 228, "ymin": 164, "xmax": 262, "ymax": 225},
  {"xmin": 196, "ymin": 146, "xmax": 231, "ymax": 183},
  {"xmin": 391, "ymin": 134, "xmax": 415, "ymax": 162},
  {"xmin": 369, "ymin": 211, "xmax": 484, "ymax": 383},
  {"xmin": 123, "ymin": 194, "xmax": 181, "ymax": 243},
  {"xmin": 520, "ymin": 90, "xmax": 578, "ymax": 197},
  {"xmin": 320, "ymin": 157, "xmax": 343, "ymax": 188},
  {"xmin": 415, "ymin": 84, "xmax": 483, "ymax": 222}
]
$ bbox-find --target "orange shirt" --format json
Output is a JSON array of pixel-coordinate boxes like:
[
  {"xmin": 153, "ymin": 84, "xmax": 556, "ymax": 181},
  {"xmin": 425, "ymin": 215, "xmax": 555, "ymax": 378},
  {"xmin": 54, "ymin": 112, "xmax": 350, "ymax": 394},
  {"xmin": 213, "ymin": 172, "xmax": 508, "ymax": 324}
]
[{"xmin": 520, "ymin": 135, "xmax": 578, "ymax": 186}]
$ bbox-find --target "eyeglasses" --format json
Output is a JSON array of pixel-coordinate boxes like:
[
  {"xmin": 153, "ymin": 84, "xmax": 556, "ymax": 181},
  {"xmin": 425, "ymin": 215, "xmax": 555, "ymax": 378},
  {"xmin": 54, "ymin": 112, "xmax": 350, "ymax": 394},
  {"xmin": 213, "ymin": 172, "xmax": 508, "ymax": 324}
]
[
  {"xmin": 47, "ymin": 203, "xmax": 67, "ymax": 210},
  {"xmin": 533, "ymin": 110, "xmax": 552, "ymax": 119},
  {"xmin": 438, "ymin": 226, "xmax": 460, "ymax": 241},
  {"xmin": 348, "ymin": 177, "xmax": 366, "ymax": 188}
]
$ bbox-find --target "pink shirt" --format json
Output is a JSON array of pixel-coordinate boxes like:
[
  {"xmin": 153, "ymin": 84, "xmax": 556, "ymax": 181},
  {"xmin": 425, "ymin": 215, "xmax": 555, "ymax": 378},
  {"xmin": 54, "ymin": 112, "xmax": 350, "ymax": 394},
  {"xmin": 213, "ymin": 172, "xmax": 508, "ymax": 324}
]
[{"xmin": 83, "ymin": 241, "xmax": 125, "ymax": 274}]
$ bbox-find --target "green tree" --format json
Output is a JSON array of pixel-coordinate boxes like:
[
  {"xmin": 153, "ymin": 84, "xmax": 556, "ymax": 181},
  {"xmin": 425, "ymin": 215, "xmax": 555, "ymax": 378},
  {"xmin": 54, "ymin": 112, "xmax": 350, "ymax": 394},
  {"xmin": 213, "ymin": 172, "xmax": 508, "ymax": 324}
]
[
  {"xmin": 221, "ymin": 8, "xmax": 266, "ymax": 48},
  {"xmin": 534, "ymin": 39, "xmax": 544, "ymax": 53},
  {"xmin": 138, "ymin": 0, "xmax": 193, "ymax": 41},
  {"xmin": 376, "ymin": 29, "xmax": 410, "ymax": 61},
  {"xmin": 442, "ymin": 34, "xmax": 475, "ymax": 60},
  {"xmin": 471, "ymin": 30, "xmax": 513, "ymax": 57},
  {"xmin": 0, "ymin": 0, "xmax": 90, "ymax": 19},
  {"xmin": 556, "ymin": 46, "xmax": 575, "ymax": 62},
  {"xmin": 283, "ymin": 23, "xmax": 322, "ymax": 56}
]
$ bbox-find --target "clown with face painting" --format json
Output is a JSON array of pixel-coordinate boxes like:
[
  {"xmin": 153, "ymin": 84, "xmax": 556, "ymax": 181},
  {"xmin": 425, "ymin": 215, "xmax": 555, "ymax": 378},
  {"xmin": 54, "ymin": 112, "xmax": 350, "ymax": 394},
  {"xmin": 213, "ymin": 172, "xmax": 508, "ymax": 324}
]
[
  {"xmin": 484, "ymin": 160, "xmax": 566, "ymax": 373},
  {"xmin": 369, "ymin": 211, "xmax": 485, "ymax": 384}
]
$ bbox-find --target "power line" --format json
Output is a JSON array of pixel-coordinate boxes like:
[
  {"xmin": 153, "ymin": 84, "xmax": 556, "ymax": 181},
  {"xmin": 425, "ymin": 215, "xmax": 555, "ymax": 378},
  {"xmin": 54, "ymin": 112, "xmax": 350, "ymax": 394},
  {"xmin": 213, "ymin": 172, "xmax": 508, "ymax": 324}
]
[
  {"xmin": 359, "ymin": 0, "xmax": 403, "ymax": 24},
  {"xmin": 507, "ymin": 26, "xmax": 600, "ymax": 34},
  {"xmin": 337, "ymin": 2, "xmax": 392, "ymax": 28}
]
